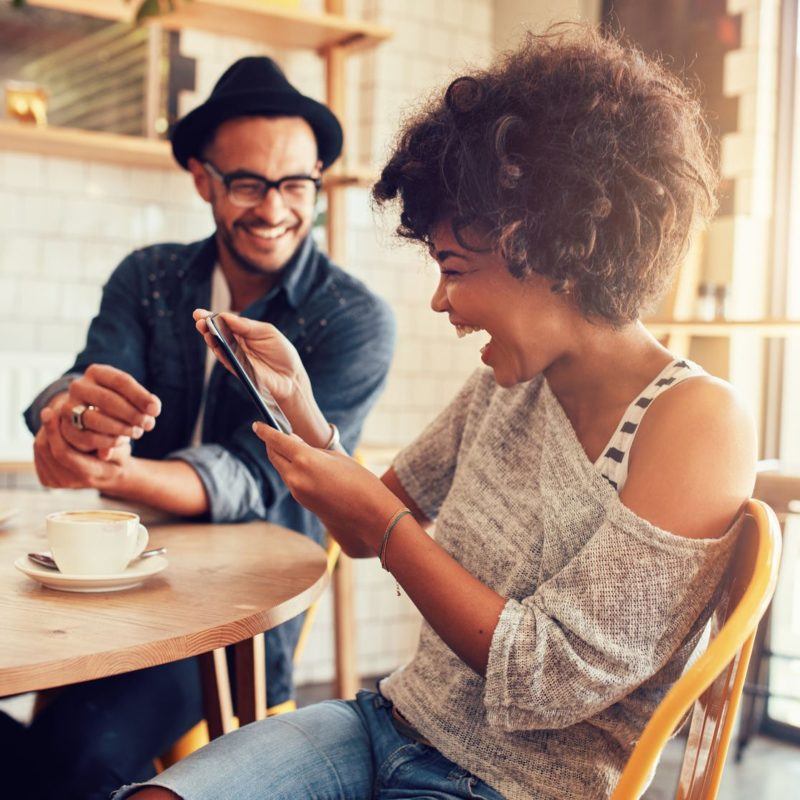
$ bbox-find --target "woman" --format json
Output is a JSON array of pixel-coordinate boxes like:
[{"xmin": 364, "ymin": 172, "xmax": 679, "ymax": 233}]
[{"xmin": 117, "ymin": 27, "xmax": 755, "ymax": 800}]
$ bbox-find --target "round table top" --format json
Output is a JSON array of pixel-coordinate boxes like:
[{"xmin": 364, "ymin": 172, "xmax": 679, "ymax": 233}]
[{"xmin": 0, "ymin": 489, "xmax": 329, "ymax": 696}]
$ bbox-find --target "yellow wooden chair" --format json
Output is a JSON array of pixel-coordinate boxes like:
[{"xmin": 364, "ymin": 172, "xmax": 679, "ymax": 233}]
[
  {"xmin": 610, "ymin": 499, "xmax": 782, "ymax": 800},
  {"xmin": 157, "ymin": 537, "xmax": 343, "ymax": 769}
]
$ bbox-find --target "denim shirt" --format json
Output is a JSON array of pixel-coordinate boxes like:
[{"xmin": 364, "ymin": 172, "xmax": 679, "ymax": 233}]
[{"xmin": 25, "ymin": 235, "xmax": 396, "ymax": 543}]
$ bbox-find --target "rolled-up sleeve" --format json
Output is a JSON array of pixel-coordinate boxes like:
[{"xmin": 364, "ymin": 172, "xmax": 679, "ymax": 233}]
[
  {"xmin": 483, "ymin": 505, "xmax": 740, "ymax": 732},
  {"xmin": 169, "ymin": 442, "xmax": 269, "ymax": 522},
  {"xmin": 24, "ymin": 373, "xmax": 82, "ymax": 433}
]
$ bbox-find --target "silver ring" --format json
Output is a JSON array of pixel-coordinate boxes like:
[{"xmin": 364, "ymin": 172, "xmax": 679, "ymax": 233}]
[{"xmin": 70, "ymin": 404, "xmax": 96, "ymax": 431}]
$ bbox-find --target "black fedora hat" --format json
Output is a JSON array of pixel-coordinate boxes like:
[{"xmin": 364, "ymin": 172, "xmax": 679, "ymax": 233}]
[{"xmin": 171, "ymin": 56, "xmax": 343, "ymax": 170}]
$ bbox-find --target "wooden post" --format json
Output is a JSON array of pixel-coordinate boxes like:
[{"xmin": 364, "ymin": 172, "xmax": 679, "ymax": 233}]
[
  {"xmin": 144, "ymin": 23, "xmax": 162, "ymax": 138},
  {"xmin": 324, "ymin": 0, "xmax": 359, "ymax": 700},
  {"xmin": 324, "ymin": 43, "xmax": 347, "ymax": 264}
]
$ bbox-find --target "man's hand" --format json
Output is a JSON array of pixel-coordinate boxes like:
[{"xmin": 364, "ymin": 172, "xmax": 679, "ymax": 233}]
[
  {"xmin": 34, "ymin": 406, "xmax": 132, "ymax": 491},
  {"xmin": 57, "ymin": 364, "xmax": 161, "ymax": 455},
  {"xmin": 32, "ymin": 364, "xmax": 155, "ymax": 491}
]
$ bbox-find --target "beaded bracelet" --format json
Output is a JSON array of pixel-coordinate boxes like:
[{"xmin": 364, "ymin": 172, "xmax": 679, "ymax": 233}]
[{"xmin": 379, "ymin": 508, "xmax": 411, "ymax": 595}]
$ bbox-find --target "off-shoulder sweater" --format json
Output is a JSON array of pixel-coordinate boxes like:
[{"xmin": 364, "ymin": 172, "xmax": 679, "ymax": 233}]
[{"xmin": 382, "ymin": 368, "xmax": 739, "ymax": 800}]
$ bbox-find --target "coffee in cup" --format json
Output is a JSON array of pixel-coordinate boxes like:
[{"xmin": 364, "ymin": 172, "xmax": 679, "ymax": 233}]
[{"xmin": 46, "ymin": 510, "xmax": 149, "ymax": 576}]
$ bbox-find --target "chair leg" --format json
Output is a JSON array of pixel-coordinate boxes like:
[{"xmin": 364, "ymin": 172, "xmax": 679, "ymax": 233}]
[
  {"xmin": 198, "ymin": 648, "xmax": 235, "ymax": 739},
  {"xmin": 333, "ymin": 553, "xmax": 359, "ymax": 698},
  {"xmin": 735, "ymin": 609, "xmax": 772, "ymax": 761}
]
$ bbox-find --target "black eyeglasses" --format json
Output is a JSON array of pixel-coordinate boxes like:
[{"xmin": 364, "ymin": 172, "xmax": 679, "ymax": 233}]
[{"xmin": 203, "ymin": 161, "xmax": 322, "ymax": 208}]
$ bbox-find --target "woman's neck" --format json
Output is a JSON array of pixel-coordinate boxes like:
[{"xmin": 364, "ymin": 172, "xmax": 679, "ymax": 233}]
[{"xmin": 543, "ymin": 321, "xmax": 673, "ymax": 454}]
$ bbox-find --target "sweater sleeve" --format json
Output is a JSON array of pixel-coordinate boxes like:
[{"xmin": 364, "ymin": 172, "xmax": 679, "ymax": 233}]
[
  {"xmin": 393, "ymin": 368, "xmax": 492, "ymax": 521},
  {"xmin": 483, "ymin": 502, "xmax": 741, "ymax": 732}
]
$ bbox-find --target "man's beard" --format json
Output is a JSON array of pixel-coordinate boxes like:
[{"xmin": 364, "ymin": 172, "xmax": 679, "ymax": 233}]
[{"xmin": 219, "ymin": 223, "xmax": 299, "ymax": 276}]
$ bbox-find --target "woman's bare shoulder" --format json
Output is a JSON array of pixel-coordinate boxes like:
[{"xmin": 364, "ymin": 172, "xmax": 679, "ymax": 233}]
[{"xmin": 620, "ymin": 375, "xmax": 757, "ymax": 539}]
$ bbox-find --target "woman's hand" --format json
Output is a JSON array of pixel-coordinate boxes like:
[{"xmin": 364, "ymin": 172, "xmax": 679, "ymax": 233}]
[
  {"xmin": 194, "ymin": 309, "xmax": 306, "ymax": 404},
  {"xmin": 253, "ymin": 422, "xmax": 404, "ymax": 556},
  {"xmin": 194, "ymin": 309, "xmax": 331, "ymax": 447}
]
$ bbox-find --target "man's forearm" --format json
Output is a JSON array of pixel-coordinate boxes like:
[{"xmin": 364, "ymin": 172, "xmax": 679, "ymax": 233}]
[{"xmin": 104, "ymin": 457, "xmax": 209, "ymax": 517}]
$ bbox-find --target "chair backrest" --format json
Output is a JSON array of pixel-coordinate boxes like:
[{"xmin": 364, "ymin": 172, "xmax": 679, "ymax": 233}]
[{"xmin": 611, "ymin": 499, "xmax": 782, "ymax": 800}]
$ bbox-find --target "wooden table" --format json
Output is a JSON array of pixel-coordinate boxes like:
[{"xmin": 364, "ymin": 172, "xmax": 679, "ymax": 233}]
[{"xmin": 0, "ymin": 489, "xmax": 330, "ymax": 736}]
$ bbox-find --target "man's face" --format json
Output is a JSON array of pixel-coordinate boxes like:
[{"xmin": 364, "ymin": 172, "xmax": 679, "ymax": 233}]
[{"xmin": 189, "ymin": 116, "xmax": 321, "ymax": 276}]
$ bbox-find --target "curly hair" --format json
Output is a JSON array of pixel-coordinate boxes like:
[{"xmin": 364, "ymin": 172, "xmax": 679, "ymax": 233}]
[{"xmin": 372, "ymin": 26, "xmax": 718, "ymax": 325}]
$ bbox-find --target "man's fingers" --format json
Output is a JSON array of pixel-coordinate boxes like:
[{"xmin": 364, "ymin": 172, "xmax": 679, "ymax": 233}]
[
  {"xmin": 85, "ymin": 364, "xmax": 161, "ymax": 417},
  {"xmin": 81, "ymin": 406, "xmax": 143, "ymax": 439},
  {"xmin": 45, "ymin": 425, "xmax": 104, "ymax": 482},
  {"xmin": 70, "ymin": 381, "xmax": 155, "ymax": 431},
  {"xmin": 36, "ymin": 431, "xmax": 85, "ymax": 488},
  {"xmin": 60, "ymin": 417, "xmax": 128, "ymax": 453},
  {"xmin": 99, "ymin": 440, "xmax": 132, "ymax": 463}
]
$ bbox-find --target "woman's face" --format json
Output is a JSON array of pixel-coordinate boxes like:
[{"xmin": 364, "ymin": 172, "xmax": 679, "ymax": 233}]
[{"xmin": 428, "ymin": 221, "xmax": 576, "ymax": 387}]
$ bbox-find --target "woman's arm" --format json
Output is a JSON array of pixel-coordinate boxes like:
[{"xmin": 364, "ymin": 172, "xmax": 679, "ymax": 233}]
[
  {"xmin": 252, "ymin": 373, "xmax": 756, "ymax": 686},
  {"xmin": 253, "ymin": 422, "xmax": 507, "ymax": 674}
]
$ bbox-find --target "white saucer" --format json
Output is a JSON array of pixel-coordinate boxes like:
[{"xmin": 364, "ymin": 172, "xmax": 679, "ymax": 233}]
[
  {"xmin": 14, "ymin": 555, "xmax": 168, "ymax": 593},
  {"xmin": 0, "ymin": 507, "xmax": 19, "ymax": 528}
]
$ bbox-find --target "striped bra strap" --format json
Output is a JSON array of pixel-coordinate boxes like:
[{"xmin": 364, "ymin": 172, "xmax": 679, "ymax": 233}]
[{"xmin": 594, "ymin": 358, "xmax": 706, "ymax": 493}]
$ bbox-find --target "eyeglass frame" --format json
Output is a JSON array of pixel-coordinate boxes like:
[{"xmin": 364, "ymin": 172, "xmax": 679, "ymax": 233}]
[{"xmin": 202, "ymin": 160, "xmax": 322, "ymax": 208}]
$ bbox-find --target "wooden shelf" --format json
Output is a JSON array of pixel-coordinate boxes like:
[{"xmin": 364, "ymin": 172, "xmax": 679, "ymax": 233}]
[
  {"xmin": 0, "ymin": 120, "xmax": 175, "ymax": 169},
  {"xmin": 26, "ymin": 0, "xmax": 393, "ymax": 53},
  {"xmin": 22, "ymin": 0, "xmax": 142, "ymax": 23},
  {"xmin": 0, "ymin": 120, "xmax": 379, "ymax": 186},
  {"xmin": 645, "ymin": 319, "xmax": 800, "ymax": 337}
]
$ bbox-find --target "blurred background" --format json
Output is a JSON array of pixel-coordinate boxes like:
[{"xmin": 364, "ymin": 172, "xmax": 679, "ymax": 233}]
[{"xmin": 0, "ymin": 2, "xmax": 799, "ymax": 796}]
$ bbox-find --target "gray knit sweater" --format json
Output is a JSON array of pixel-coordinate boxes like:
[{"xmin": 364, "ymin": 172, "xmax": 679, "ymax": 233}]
[{"xmin": 382, "ymin": 368, "xmax": 739, "ymax": 800}]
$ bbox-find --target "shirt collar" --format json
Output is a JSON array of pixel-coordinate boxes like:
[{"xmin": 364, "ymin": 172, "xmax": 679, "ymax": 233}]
[
  {"xmin": 275, "ymin": 234, "xmax": 317, "ymax": 310},
  {"xmin": 187, "ymin": 234, "xmax": 318, "ymax": 313}
]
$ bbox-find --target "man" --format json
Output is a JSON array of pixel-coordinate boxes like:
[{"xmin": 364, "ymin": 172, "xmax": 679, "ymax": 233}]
[{"xmin": 20, "ymin": 56, "xmax": 395, "ymax": 799}]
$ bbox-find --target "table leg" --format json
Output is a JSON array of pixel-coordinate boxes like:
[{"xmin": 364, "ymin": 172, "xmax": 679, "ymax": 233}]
[
  {"xmin": 234, "ymin": 633, "xmax": 267, "ymax": 726},
  {"xmin": 198, "ymin": 648, "xmax": 235, "ymax": 739}
]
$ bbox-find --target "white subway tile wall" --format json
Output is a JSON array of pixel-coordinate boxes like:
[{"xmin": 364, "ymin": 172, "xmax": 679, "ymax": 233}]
[{"xmin": 0, "ymin": 0, "xmax": 494, "ymax": 685}]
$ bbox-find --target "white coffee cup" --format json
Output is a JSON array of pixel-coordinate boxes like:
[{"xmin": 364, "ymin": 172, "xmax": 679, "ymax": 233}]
[{"xmin": 46, "ymin": 510, "xmax": 149, "ymax": 576}]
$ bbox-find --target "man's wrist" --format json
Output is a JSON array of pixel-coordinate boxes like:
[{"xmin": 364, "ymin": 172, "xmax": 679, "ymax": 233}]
[{"xmin": 103, "ymin": 455, "xmax": 141, "ymax": 498}]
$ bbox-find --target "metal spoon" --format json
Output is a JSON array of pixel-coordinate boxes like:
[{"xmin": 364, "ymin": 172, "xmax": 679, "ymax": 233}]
[{"xmin": 27, "ymin": 547, "xmax": 167, "ymax": 571}]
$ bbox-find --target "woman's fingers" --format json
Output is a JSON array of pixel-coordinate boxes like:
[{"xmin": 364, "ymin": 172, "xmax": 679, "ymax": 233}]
[
  {"xmin": 251, "ymin": 422, "xmax": 304, "ymax": 459},
  {"xmin": 194, "ymin": 309, "xmax": 238, "ymax": 373},
  {"xmin": 216, "ymin": 312, "xmax": 271, "ymax": 338}
]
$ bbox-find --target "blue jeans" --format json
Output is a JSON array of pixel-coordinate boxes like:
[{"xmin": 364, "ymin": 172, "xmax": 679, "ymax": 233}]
[
  {"xmin": 10, "ymin": 615, "xmax": 301, "ymax": 800},
  {"xmin": 114, "ymin": 690, "xmax": 505, "ymax": 800}
]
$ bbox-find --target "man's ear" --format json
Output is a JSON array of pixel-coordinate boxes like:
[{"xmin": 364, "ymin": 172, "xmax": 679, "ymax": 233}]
[{"xmin": 187, "ymin": 157, "xmax": 212, "ymax": 203}]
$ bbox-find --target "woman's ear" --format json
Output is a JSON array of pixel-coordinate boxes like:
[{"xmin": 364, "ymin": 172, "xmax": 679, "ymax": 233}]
[{"xmin": 187, "ymin": 157, "xmax": 212, "ymax": 203}]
